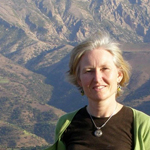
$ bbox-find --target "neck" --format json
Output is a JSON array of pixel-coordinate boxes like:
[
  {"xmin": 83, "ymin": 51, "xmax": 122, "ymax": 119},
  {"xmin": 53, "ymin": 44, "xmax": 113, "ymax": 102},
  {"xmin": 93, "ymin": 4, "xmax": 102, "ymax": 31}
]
[{"xmin": 87, "ymin": 100, "xmax": 120, "ymax": 118}]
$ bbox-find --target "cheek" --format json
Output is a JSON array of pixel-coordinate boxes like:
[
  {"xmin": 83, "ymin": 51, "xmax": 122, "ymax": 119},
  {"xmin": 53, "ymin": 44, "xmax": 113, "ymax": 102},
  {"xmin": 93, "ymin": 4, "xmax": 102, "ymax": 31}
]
[
  {"xmin": 80, "ymin": 75, "xmax": 91, "ymax": 87},
  {"xmin": 104, "ymin": 71, "xmax": 118, "ymax": 83},
  {"xmin": 109, "ymin": 73, "xmax": 118, "ymax": 80}
]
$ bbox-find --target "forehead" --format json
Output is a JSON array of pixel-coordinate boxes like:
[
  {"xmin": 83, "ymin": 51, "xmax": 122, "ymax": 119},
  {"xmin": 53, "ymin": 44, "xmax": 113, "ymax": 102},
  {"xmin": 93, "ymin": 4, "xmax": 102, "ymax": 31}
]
[{"xmin": 80, "ymin": 48, "xmax": 114, "ymax": 66}]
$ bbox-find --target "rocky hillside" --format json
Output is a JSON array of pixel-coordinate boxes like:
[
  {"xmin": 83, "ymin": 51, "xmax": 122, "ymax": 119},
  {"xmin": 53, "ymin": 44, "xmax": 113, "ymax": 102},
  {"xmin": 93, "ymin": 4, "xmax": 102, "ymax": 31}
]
[
  {"xmin": 0, "ymin": 0, "xmax": 150, "ymax": 149},
  {"xmin": 0, "ymin": 0, "xmax": 150, "ymax": 67},
  {"xmin": 0, "ymin": 54, "xmax": 65, "ymax": 149}
]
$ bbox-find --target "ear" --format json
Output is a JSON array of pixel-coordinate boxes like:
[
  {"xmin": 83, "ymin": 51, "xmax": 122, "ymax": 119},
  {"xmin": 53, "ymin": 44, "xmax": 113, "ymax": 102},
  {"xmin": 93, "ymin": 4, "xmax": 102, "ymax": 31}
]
[
  {"xmin": 77, "ymin": 79, "xmax": 82, "ymax": 87},
  {"xmin": 117, "ymin": 70, "xmax": 123, "ymax": 83}
]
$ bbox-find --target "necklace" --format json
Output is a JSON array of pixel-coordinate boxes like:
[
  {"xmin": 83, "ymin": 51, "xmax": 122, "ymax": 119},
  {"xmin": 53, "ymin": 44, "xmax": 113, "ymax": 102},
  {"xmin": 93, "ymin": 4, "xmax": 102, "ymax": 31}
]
[{"xmin": 88, "ymin": 104, "xmax": 117, "ymax": 137}]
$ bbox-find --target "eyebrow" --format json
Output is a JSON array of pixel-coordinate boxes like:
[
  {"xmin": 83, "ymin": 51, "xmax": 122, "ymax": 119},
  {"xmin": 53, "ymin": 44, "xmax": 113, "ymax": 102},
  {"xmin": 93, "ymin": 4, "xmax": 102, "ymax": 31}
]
[{"xmin": 83, "ymin": 64, "xmax": 110, "ymax": 69}]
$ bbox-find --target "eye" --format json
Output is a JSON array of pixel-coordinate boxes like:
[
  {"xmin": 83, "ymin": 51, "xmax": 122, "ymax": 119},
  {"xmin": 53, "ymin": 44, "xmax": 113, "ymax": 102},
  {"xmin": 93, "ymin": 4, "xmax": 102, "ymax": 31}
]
[
  {"xmin": 102, "ymin": 67, "xmax": 108, "ymax": 70},
  {"xmin": 86, "ymin": 70, "xmax": 92, "ymax": 72},
  {"xmin": 101, "ymin": 67, "xmax": 109, "ymax": 71},
  {"xmin": 84, "ymin": 69, "xmax": 93, "ymax": 73}
]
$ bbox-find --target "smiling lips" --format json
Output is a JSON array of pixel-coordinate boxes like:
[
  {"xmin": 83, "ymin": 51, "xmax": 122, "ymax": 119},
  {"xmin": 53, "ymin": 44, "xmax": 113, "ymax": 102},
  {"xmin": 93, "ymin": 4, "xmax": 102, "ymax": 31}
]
[{"xmin": 93, "ymin": 85, "xmax": 106, "ymax": 90}]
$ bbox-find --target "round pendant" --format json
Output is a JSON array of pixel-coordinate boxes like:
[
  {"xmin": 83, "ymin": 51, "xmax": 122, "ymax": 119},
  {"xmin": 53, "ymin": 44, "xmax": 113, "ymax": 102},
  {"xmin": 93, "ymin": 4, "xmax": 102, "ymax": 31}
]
[{"xmin": 94, "ymin": 129, "xmax": 102, "ymax": 137}]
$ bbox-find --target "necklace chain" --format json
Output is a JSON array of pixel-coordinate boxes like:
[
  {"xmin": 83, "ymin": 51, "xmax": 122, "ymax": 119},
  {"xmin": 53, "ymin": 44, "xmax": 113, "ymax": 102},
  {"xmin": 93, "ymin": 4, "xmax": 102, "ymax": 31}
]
[{"xmin": 87, "ymin": 104, "xmax": 118, "ymax": 137}]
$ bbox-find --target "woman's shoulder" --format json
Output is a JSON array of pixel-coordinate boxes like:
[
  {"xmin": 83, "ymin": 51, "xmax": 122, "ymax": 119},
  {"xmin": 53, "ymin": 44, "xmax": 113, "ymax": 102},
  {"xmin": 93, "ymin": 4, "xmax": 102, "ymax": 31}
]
[
  {"xmin": 58, "ymin": 109, "xmax": 79, "ymax": 123},
  {"xmin": 55, "ymin": 109, "xmax": 80, "ymax": 138},
  {"xmin": 130, "ymin": 107, "xmax": 150, "ymax": 124},
  {"xmin": 131, "ymin": 107, "xmax": 149, "ymax": 117},
  {"xmin": 56, "ymin": 109, "xmax": 81, "ymax": 130}
]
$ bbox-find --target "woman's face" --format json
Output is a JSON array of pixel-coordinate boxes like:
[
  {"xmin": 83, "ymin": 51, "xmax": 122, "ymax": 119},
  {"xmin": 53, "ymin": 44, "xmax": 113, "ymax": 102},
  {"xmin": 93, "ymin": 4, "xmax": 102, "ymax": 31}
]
[{"xmin": 78, "ymin": 48, "xmax": 123, "ymax": 102}]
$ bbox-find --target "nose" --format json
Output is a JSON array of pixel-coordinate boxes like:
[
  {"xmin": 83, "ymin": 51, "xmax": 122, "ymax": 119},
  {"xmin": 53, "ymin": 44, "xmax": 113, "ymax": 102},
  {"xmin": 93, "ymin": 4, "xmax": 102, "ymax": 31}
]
[{"xmin": 94, "ymin": 69, "xmax": 102, "ymax": 82}]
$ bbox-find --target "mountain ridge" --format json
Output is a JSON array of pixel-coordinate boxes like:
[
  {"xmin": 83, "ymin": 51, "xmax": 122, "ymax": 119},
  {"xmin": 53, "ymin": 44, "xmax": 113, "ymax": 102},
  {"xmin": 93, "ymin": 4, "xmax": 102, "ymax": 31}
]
[
  {"xmin": 0, "ymin": 53, "xmax": 65, "ymax": 148},
  {"xmin": 0, "ymin": 0, "xmax": 150, "ymax": 66}
]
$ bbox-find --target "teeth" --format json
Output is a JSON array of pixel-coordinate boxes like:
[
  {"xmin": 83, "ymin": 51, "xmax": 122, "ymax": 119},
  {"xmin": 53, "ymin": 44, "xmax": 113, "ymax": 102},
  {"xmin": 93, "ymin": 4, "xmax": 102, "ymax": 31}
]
[
  {"xmin": 98, "ymin": 86, "xmax": 104, "ymax": 89},
  {"xmin": 97, "ymin": 86, "xmax": 105, "ymax": 89}
]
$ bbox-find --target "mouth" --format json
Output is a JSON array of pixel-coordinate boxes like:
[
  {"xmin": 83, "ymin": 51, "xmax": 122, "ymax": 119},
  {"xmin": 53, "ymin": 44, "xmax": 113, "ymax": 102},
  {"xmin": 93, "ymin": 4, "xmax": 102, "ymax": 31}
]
[{"xmin": 93, "ymin": 85, "xmax": 106, "ymax": 90}]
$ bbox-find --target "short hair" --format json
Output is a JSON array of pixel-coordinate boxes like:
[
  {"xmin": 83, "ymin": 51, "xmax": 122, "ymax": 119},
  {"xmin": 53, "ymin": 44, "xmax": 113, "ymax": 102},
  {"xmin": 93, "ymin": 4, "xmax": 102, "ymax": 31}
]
[{"xmin": 67, "ymin": 31, "xmax": 131, "ymax": 97}]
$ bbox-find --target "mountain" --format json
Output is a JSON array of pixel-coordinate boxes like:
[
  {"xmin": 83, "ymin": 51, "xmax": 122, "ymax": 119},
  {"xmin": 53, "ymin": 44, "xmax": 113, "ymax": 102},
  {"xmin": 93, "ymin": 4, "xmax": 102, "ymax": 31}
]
[
  {"xmin": 0, "ymin": 0, "xmax": 150, "ymax": 67},
  {"xmin": 0, "ymin": 0, "xmax": 150, "ymax": 149},
  {"xmin": 0, "ymin": 54, "xmax": 65, "ymax": 148}
]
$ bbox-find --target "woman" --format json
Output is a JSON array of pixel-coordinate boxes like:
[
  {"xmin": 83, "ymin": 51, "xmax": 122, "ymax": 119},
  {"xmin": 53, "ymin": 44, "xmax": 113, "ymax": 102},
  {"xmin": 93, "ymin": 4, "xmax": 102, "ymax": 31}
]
[{"xmin": 46, "ymin": 31, "xmax": 150, "ymax": 150}]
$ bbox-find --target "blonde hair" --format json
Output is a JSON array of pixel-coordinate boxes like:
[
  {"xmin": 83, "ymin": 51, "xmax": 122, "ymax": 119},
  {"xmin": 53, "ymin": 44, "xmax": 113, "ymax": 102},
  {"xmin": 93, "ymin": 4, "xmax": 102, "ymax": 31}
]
[{"xmin": 67, "ymin": 31, "xmax": 131, "ymax": 97}]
